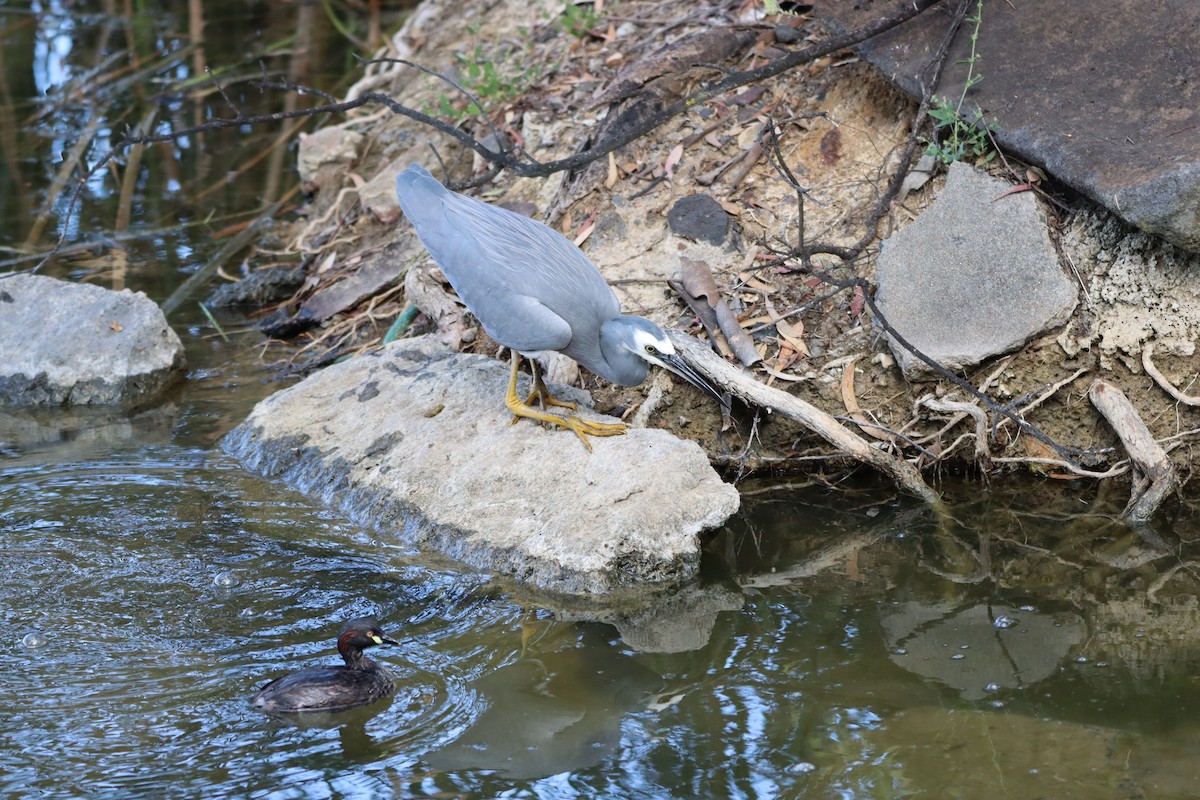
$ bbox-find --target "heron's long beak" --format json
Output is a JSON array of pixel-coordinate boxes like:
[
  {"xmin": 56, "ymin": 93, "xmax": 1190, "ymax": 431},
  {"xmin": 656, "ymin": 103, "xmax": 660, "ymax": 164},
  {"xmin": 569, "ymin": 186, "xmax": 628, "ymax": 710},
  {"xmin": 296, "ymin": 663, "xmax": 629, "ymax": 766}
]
[{"xmin": 659, "ymin": 352, "xmax": 729, "ymax": 410}]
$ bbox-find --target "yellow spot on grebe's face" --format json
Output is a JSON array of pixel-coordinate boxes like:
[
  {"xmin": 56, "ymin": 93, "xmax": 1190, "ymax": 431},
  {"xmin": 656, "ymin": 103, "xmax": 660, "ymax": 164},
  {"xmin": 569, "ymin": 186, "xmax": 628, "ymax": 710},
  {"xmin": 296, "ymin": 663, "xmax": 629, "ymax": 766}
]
[{"xmin": 369, "ymin": 634, "xmax": 384, "ymax": 644}]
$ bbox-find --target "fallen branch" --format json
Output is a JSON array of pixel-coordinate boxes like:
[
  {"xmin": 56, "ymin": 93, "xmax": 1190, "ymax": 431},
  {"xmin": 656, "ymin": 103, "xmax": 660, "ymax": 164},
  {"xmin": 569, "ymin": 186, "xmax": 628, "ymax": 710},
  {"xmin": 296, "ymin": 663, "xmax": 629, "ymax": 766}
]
[
  {"xmin": 669, "ymin": 331, "xmax": 941, "ymax": 507},
  {"xmin": 1089, "ymin": 379, "xmax": 1179, "ymax": 524}
]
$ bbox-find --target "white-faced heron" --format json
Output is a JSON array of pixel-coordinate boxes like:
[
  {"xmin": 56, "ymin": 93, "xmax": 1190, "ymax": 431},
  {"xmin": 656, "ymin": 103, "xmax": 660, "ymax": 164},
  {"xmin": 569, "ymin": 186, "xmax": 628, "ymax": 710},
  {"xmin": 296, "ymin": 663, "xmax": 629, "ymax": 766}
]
[{"xmin": 394, "ymin": 163, "xmax": 724, "ymax": 449}]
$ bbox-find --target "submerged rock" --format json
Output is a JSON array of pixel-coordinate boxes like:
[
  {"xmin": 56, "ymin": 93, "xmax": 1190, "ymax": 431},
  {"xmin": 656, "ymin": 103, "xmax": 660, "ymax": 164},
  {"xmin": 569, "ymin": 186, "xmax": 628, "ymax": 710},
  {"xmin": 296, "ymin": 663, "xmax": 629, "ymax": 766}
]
[
  {"xmin": 0, "ymin": 274, "xmax": 185, "ymax": 406},
  {"xmin": 221, "ymin": 336, "xmax": 740, "ymax": 596},
  {"xmin": 875, "ymin": 162, "xmax": 1077, "ymax": 380}
]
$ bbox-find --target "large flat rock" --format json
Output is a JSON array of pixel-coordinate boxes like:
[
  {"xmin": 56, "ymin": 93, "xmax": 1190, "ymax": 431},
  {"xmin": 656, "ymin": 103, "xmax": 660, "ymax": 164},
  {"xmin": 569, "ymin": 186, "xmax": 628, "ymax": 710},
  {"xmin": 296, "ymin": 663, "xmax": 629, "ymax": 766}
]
[
  {"xmin": 221, "ymin": 337, "xmax": 740, "ymax": 596},
  {"xmin": 875, "ymin": 162, "xmax": 1077, "ymax": 379},
  {"xmin": 819, "ymin": 0, "xmax": 1200, "ymax": 252},
  {"xmin": 0, "ymin": 274, "xmax": 185, "ymax": 406}
]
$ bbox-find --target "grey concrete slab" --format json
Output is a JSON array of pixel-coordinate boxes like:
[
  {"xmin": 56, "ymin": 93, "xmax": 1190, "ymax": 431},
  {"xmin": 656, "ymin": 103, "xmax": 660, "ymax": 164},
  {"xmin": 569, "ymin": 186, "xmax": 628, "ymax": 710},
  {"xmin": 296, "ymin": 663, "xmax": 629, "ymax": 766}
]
[{"xmin": 819, "ymin": 0, "xmax": 1200, "ymax": 251}]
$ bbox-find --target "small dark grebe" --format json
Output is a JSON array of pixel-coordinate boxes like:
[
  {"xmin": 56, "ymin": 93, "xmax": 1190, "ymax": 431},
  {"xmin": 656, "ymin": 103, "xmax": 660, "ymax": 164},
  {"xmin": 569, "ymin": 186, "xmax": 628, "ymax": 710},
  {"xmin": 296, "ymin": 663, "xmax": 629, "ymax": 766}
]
[{"xmin": 251, "ymin": 617, "xmax": 399, "ymax": 713}]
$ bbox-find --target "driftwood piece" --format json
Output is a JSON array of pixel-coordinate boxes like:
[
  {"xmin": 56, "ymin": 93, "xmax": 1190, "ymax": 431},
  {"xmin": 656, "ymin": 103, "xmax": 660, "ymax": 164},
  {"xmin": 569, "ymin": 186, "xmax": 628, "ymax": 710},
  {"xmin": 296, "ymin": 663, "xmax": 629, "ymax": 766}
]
[
  {"xmin": 668, "ymin": 331, "xmax": 941, "ymax": 507},
  {"xmin": 1088, "ymin": 379, "xmax": 1179, "ymax": 524}
]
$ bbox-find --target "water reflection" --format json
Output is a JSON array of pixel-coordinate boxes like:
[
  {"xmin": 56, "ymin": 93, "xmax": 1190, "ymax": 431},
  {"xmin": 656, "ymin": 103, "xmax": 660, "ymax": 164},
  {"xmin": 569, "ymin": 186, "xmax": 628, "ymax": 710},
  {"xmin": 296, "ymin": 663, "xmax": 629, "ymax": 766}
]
[
  {"xmin": 8, "ymin": 388, "xmax": 1200, "ymax": 798},
  {"xmin": 1, "ymin": 0, "xmax": 367, "ymax": 297},
  {"xmin": 428, "ymin": 625, "xmax": 660, "ymax": 780},
  {"xmin": 883, "ymin": 601, "xmax": 1085, "ymax": 700}
]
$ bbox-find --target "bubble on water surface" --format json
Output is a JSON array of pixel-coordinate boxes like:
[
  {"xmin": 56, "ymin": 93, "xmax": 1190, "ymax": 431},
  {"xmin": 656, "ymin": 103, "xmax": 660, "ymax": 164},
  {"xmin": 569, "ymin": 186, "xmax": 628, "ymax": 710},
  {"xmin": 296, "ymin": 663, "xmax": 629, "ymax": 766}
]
[
  {"xmin": 213, "ymin": 571, "xmax": 240, "ymax": 588},
  {"xmin": 992, "ymin": 615, "xmax": 1018, "ymax": 629},
  {"xmin": 21, "ymin": 631, "xmax": 48, "ymax": 649}
]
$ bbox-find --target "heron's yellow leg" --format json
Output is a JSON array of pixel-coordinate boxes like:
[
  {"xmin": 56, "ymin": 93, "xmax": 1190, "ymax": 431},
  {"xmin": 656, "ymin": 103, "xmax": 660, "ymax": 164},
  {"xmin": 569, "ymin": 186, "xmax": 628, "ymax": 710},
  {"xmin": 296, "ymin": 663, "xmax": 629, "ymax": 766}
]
[
  {"xmin": 504, "ymin": 353, "xmax": 627, "ymax": 450},
  {"xmin": 524, "ymin": 361, "xmax": 578, "ymax": 412}
]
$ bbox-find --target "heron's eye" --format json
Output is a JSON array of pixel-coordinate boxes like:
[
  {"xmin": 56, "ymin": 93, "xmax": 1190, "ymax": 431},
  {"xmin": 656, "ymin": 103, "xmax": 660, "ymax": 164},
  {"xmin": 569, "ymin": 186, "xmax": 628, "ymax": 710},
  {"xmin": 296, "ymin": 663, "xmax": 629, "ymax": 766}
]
[{"xmin": 645, "ymin": 345, "xmax": 658, "ymax": 355}]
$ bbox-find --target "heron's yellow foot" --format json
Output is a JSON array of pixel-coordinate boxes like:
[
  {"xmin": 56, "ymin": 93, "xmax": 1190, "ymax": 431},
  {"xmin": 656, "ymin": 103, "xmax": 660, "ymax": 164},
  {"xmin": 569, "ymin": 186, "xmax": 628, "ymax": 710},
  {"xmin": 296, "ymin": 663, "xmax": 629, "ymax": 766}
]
[{"xmin": 505, "ymin": 354, "xmax": 626, "ymax": 450}]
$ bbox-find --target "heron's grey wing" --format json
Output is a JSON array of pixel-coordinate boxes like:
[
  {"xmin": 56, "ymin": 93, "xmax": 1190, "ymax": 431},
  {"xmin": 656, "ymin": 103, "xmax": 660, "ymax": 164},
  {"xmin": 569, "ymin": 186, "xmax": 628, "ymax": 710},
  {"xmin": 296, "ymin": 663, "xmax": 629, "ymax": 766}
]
[
  {"xmin": 431, "ymin": 182, "xmax": 622, "ymax": 374},
  {"xmin": 452, "ymin": 193, "xmax": 621, "ymax": 324},
  {"xmin": 395, "ymin": 165, "xmax": 621, "ymax": 355},
  {"xmin": 395, "ymin": 165, "xmax": 576, "ymax": 352}
]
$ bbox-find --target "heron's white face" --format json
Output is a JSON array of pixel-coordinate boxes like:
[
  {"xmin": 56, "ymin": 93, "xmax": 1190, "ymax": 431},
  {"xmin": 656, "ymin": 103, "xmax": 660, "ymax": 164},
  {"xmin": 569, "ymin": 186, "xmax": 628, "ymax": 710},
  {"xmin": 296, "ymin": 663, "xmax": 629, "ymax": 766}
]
[{"xmin": 627, "ymin": 326, "xmax": 676, "ymax": 370}]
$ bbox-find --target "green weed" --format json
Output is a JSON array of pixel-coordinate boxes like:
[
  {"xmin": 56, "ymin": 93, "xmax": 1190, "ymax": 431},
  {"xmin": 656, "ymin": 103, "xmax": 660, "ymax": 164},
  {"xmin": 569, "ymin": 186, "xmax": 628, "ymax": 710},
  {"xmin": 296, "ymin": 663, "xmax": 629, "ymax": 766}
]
[
  {"xmin": 425, "ymin": 45, "xmax": 542, "ymax": 121},
  {"xmin": 551, "ymin": 2, "xmax": 610, "ymax": 38},
  {"xmin": 921, "ymin": 0, "xmax": 996, "ymax": 165}
]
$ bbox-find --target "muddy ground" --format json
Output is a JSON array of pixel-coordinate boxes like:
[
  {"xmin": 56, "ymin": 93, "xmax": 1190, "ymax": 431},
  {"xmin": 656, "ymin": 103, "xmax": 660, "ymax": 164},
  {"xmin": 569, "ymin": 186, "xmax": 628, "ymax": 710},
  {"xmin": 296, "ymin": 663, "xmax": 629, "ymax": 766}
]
[{"xmin": 249, "ymin": 0, "xmax": 1200, "ymax": 492}]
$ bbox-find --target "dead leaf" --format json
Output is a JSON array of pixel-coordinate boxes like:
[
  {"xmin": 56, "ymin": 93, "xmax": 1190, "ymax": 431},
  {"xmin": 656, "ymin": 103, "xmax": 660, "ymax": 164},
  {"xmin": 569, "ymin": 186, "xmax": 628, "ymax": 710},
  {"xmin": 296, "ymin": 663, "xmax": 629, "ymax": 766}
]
[
  {"xmin": 606, "ymin": 152, "xmax": 618, "ymax": 189},
  {"xmin": 819, "ymin": 128, "xmax": 842, "ymax": 165},
  {"xmin": 738, "ymin": 271, "xmax": 775, "ymax": 292},
  {"xmin": 664, "ymin": 144, "xmax": 684, "ymax": 180},
  {"xmin": 840, "ymin": 358, "xmax": 893, "ymax": 442},
  {"xmin": 679, "ymin": 257, "xmax": 761, "ymax": 367},
  {"xmin": 109, "ymin": 321, "xmax": 123, "ymax": 333},
  {"xmin": 315, "ymin": 251, "xmax": 337, "ymax": 275},
  {"xmin": 772, "ymin": 342, "xmax": 802, "ymax": 373},
  {"xmin": 850, "ymin": 284, "xmax": 865, "ymax": 318},
  {"xmin": 765, "ymin": 297, "xmax": 809, "ymax": 357},
  {"xmin": 775, "ymin": 318, "xmax": 809, "ymax": 357}
]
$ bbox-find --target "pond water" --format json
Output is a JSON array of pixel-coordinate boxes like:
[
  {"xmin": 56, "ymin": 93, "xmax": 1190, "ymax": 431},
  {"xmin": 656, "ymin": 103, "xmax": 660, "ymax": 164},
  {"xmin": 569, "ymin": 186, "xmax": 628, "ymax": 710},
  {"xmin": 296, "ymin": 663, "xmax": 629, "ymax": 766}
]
[{"xmin": 4, "ymin": 4, "xmax": 1200, "ymax": 799}]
